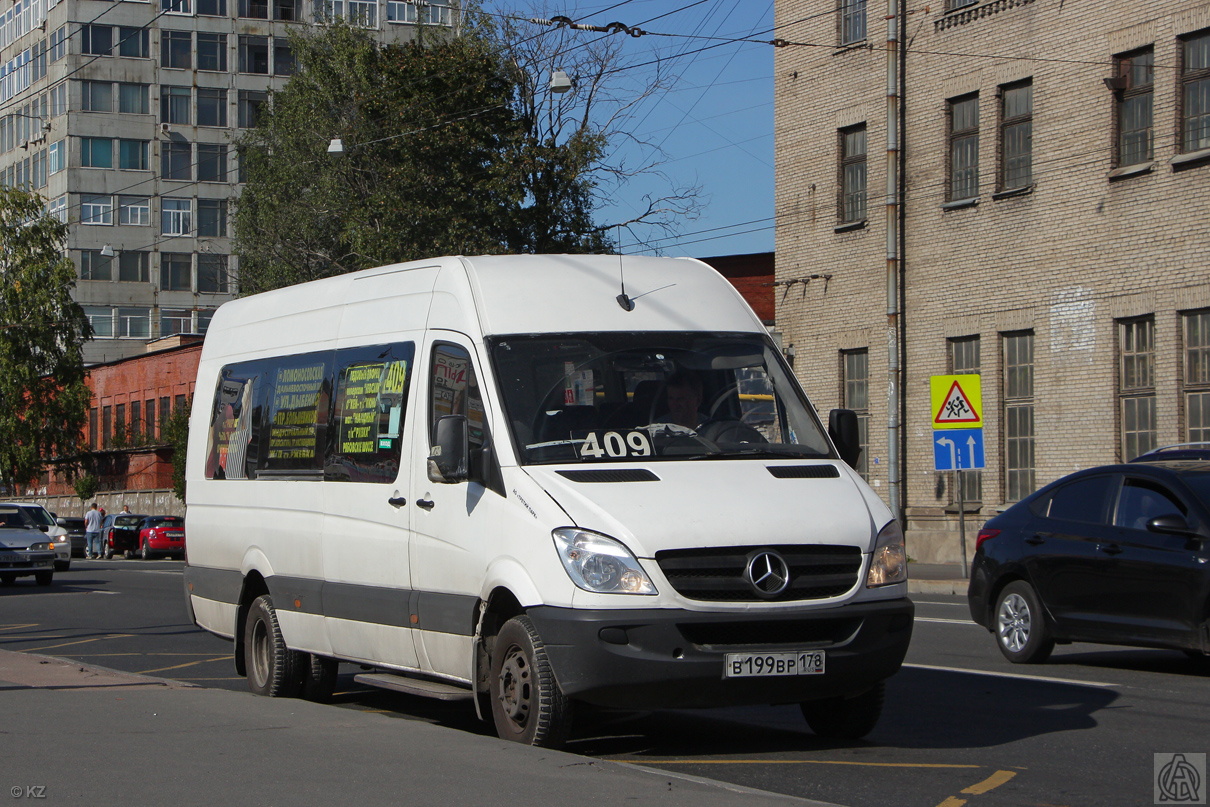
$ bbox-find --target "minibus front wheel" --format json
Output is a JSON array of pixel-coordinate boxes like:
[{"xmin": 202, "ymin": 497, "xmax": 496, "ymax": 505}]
[
  {"xmin": 489, "ymin": 615, "xmax": 571, "ymax": 748},
  {"xmin": 245, "ymin": 594, "xmax": 302, "ymax": 697}
]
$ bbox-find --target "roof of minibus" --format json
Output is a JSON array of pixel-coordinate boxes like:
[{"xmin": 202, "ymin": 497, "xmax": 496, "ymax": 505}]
[{"xmin": 201, "ymin": 255, "xmax": 765, "ymax": 362}]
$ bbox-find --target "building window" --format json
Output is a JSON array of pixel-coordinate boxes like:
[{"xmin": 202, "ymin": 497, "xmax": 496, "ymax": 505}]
[
  {"xmin": 81, "ymin": 138, "xmax": 114, "ymax": 169},
  {"xmin": 118, "ymin": 27, "xmax": 150, "ymax": 58},
  {"xmin": 1185, "ymin": 311, "xmax": 1210, "ymax": 443},
  {"xmin": 162, "ymin": 0, "xmax": 193, "ymax": 14},
  {"xmin": 47, "ymin": 195, "xmax": 67, "ymax": 222},
  {"xmin": 161, "ymin": 86, "xmax": 191, "ymax": 125},
  {"xmin": 131, "ymin": 401, "xmax": 142, "ymax": 440},
  {"xmin": 999, "ymin": 80, "xmax": 1032, "ymax": 190},
  {"xmin": 239, "ymin": 35, "xmax": 270, "ymax": 74},
  {"xmin": 115, "ymin": 404, "xmax": 126, "ymax": 443},
  {"xmin": 118, "ymin": 308, "xmax": 151, "ymax": 339},
  {"xmin": 119, "ymin": 251, "xmax": 150, "ymax": 282},
  {"xmin": 198, "ymin": 144, "xmax": 227, "ymax": 181},
  {"xmin": 239, "ymin": 0, "xmax": 269, "ymax": 17},
  {"xmin": 839, "ymin": 0, "xmax": 865, "ymax": 46},
  {"xmin": 274, "ymin": 39, "xmax": 296, "ymax": 76},
  {"xmin": 50, "ymin": 26, "xmax": 68, "ymax": 62},
  {"xmin": 327, "ymin": 0, "xmax": 377, "ymax": 26},
  {"xmin": 948, "ymin": 336, "xmax": 982, "ymax": 503},
  {"xmin": 197, "ymin": 33, "xmax": 227, "ymax": 71},
  {"xmin": 119, "ymin": 196, "xmax": 152, "ymax": 226},
  {"xmin": 197, "ymin": 89, "xmax": 228, "ymax": 127},
  {"xmin": 103, "ymin": 406, "xmax": 112, "ymax": 447},
  {"xmin": 1114, "ymin": 47, "xmax": 1153, "ymax": 167},
  {"xmin": 198, "ymin": 254, "xmax": 229, "ymax": 293},
  {"xmin": 161, "ymin": 253, "xmax": 193, "ymax": 291},
  {"xmin": 1003, "ymin": 331, "xmax": 1035, "ymax": 501},
  {"xmin": 162, "ymin": 197, "xmax": 193, "ymax": 235},
  {"xmin": 161, "ymin": 30, "xmax": 192, "ymax": 69},
  {"xmin": 119, "ymin": 83, "xmax": 150, "ymax": 114},
  {"xmin": 89, "ymin": 408, "xmax": 99, "ymax": 449},
  {"xmin": 275, "ymin": 0, "xmax": 299, "ymax": 20},
  {"xmin": 145, "ymin": 398, "xmax": 157, "ymax": 440},
  {"xmin": 82, "ymin": 80, "xmax": 113, "ymax": 112},
  {"xmin": 238, "ymin": 90, "xmax": 268, "ymax": 128},
  {"xmin": 1119, "ymin": 317, "xmax": 1156, "ymax": 460},
  {"xmin": 197, "ymin": 0, "xmax": 227, "ymax": 15},
  {"xmin": 80, "ymin": 249, "xmax": 113, "ymax": 280},
  {"xmin": 82, "ymin": 25, "xmax": 113, "ymax": 56},
  {"xmin": 162, "ymin": 142, "xmax": 192, "ymax": 181},
  {"xmin": 161, "ymin": 308, "xmax": 194, "ymax": 335},
  {"xmin": 159, "ymin": 398, "xmax": 172, "ymax": 433},
  {"xmin": 80, "ymin": 194, "xmax": 113, "ymax": 225},
  {"xmin": 841, "ymin": 349, "xmax": 870, "ymax": 480},
  {"xmin": 946, "ymin": 0, "xmax": 976, "ymax": 10},
  {"xmin": 119, "ymin": 139, "xmax": 150, "ymax": 170},
  {"xmin": 84, "ymin": 307, "xmax": 114, "ymax": 338},
  {"xmin": 948, "ymin": 94, "xmax": 979, "ymax": 201},
  {"xmin": 1181, "ymin": 30, "xmax": 1210, "ymax": 153},
  {"xmin": 386, "ymin": 0, "xmax": 416, "ymax": 22},
  {"xmin": 197, "ymin": 198, "xmax": 228, "ymax": 236},
  {"xmin": 839, "ymin": 124, "xmax": 867, "ymax": 223},
  {"xmin": 48, "ymin": 141, "xmax": 65, "ymax": 174}
]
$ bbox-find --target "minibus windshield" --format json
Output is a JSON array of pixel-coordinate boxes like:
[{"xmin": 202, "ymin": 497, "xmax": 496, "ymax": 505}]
[{"xmin": 489, "ymin": 332, "xmax": 835, "ymax": 465}]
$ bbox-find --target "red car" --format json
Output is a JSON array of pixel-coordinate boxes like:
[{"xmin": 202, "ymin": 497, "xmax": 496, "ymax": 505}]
[{"xmin": 136, "ymin": 516, "xmax": 186, "ymax": 560}]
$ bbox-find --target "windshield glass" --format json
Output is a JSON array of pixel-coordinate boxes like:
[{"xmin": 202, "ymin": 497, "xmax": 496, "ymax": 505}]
[{"xmin": 490, "ymin": 332, "xmax": 834, "ymax": 465}]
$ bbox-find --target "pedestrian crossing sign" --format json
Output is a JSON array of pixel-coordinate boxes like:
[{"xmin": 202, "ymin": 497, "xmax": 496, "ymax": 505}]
[{"xmin": 931, "ymin": 374, "xmax": 982, "ymax": 429}]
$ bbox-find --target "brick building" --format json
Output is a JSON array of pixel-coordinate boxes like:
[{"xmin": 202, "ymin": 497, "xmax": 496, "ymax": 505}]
[{"xmin": 774, "ymin": 1, "xmax": 1210, "ymax": 560}]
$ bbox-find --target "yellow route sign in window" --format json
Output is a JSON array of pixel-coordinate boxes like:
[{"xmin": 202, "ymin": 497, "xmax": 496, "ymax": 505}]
[{"xmin": 931, "ymin": 374, "xmax": 982, "ymax": 429}]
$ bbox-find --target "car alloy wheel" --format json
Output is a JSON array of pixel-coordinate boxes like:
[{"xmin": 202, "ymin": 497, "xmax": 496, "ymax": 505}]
[{"xmin": 998, "ymin": 592, "xmax": 1031, "ymax": 653}]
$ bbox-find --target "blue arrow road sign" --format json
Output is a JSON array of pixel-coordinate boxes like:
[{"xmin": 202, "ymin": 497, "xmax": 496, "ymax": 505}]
[{"xmin": 933, "ymin": 428, "xmax": 985, "ymax": 471}]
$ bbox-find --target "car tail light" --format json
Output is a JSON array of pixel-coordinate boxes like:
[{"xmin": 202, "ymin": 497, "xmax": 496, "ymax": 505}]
[{"xmin": 975, "ymin": 528, "xmax": 1000, "ymax": 551}]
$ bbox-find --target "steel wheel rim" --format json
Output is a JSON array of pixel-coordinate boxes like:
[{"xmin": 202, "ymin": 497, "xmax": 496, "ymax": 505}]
[
  {"xmin": 497, "ymin": 645, "xmax": 532, "ymax": 727},
  {"xmin": 997, "ymin": 592, "xmax": 1031, "ymax": 653},
  {"xmin": 250, "ymin": 618, "xmax": 270, "ymax": 688}
]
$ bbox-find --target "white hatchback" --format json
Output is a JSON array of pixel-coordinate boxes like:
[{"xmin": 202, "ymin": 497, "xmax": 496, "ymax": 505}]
[{"xmin": 0, "ymin": 503, "xmax": 71, "ymax": 570}]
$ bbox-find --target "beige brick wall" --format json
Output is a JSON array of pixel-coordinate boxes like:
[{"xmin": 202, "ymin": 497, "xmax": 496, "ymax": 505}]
[{"xmin": 774, "ymin": 0, "xmax": 1210, "ymax": 561}]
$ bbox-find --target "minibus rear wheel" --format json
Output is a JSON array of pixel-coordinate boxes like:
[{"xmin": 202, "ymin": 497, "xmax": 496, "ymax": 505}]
[
  {"xmin": 489, "ymin": 616, "xmax": 571, "ymax": 748},
  {"xmin": 245, "ymin": 594, "xmax": 302, "ymax": 698}
]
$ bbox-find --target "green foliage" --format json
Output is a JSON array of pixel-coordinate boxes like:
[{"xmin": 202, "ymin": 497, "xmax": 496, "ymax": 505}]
[
  {"xmin": 234, "ymin": 21, "xmax": 612, "ymax": 294},
  {"xmin": 74, "ymin": 473, "xmax": 99, "ymax": 502},
  {"xmin": 0, "ymin": 188, "xmax": 92, "ymax": 492},
  {"xmin": 162, "ymin": 400, "xmax": 191, "ymax": 503}
]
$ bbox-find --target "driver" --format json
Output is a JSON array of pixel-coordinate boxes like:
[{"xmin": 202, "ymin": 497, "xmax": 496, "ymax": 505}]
[{"xmin": 660, "ymin": 371, "xmax": 706, "ymax": 430}]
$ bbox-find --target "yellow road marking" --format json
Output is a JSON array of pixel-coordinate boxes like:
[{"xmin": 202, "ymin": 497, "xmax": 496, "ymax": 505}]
[
  {"xmin": 136, "ymin": 656, "xmax": 231, "ymax": 674},
  {"xmin": 26, "ymin": 634, "xmax": 134, "ymax": 652},
  {"xmin": 935, "ymin": 799, "xmax": 966, "ymax": 807},
  {"xmin": 0, "ymin": 623, "xmax": 40, "ymax": 631},
  {"xmin": 610, "ymin": 759, "xmax": 980, "ymax": 769},
  {"xmin": 962, "ymin": 770, "xmax": 1017, "ymax": 795}
]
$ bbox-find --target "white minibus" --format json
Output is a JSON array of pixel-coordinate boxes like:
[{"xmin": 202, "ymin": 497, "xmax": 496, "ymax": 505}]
[{"xmin": 184, "ymin": 254, "xmax": 913, "ymax": 747}]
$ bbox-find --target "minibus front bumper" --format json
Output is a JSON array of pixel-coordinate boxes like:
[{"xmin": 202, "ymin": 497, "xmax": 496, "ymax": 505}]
[{"xmin": 525, "ymin": 597, "xmax": 914, "ymax": 709}]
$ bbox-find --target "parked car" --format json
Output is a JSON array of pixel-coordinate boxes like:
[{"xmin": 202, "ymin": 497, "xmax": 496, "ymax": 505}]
[
  {"xmin": 968, "ymin": 459, "xmax": 1210, "ymax": 663},
  {"xmin": 1130, "ymin": 442, "xmax": 1210, "ymax": 462},
  {"xmin": 136, "ymin": 516, "xmax": 185, "ymax": 559},
  {"xmin": 0, "ymin": 517, "xmax": 56, "ymax": 586},
  {"xmin": 101, "ymin": 514, "xmax": 150, "ymax": 559},
  {"xmin": 0, "ymin": 502, "xmax": 71, "ymax": 570},
  {"xmin": 56, "ymin": 516, "xmax": 87, "ymax": 558}
]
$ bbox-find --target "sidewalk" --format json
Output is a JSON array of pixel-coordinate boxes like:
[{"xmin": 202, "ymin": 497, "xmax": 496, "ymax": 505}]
[
  {"xmin": 907, "ymin": 562, "xmax": 970, "ymax": 596},
  {"xmin": 0, "ymin": 649, "xmax": 839, "ymax": 807}
]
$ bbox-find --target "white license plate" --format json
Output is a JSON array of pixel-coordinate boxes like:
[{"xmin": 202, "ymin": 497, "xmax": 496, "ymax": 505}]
[{"xmin": 725, "ymin": 650, "xmax": 825, "ymax": 678}]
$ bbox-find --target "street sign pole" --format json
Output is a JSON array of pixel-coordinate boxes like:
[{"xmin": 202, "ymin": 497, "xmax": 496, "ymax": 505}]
[{"xmin": 956, "ymin": 468, "xmax": 967, "ymax": 578}]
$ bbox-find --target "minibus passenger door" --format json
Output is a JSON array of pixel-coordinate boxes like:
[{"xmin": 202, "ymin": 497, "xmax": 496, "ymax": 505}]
[{"xmin": 410, "ymin": 339, "xmax": 503, "ymax": 682}]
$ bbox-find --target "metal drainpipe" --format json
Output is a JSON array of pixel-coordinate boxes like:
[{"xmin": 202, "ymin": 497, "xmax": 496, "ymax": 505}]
[{"xmin": 885, "ymin": 0, "xmax": 904, "ymax": 523}]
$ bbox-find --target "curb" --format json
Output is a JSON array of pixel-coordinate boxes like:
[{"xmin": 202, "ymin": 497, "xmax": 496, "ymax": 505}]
[{"xmin": 908, "ymin": 579, "xmax": 968, "ymax": 596}]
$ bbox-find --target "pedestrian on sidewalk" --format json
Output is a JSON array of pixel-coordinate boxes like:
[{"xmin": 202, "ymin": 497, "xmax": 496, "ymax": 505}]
[{"xmin": 84, "ymin": 502, "xmax": 103, "ymax": 559}]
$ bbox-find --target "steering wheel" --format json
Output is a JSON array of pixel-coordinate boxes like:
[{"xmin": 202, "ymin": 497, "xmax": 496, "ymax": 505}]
[{"xmin": 698, "ymin": 419, "xmax": 767, "ymax": 444}]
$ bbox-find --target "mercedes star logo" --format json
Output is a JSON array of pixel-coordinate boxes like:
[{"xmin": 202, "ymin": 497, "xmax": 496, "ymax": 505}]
[{"xmin": 745, "ymin": 551, "xmax": 791, "ymax": 598}]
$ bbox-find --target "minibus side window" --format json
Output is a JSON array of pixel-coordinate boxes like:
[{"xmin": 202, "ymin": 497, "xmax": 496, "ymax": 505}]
[
  {"xmin": 205, "ymin": 372, "xmax": 260, "ymax": 480},
  {"xmin": 326, "ymin": 342, "xmax": 415, "ymax": 483},
  {"xmin": 429, "ymin": 343, "xmax": 484, "ymax": 451}
]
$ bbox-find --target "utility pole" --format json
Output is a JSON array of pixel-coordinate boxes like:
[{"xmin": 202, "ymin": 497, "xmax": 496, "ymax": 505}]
[{"xmin": 885, "ymin": 0, "xmax": 904, "ymax": 522}]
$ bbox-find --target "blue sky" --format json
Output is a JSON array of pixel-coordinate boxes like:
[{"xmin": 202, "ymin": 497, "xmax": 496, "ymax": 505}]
[{"xmin": 488, "ymin": 1, "xmax": 776, "ymax": 259}]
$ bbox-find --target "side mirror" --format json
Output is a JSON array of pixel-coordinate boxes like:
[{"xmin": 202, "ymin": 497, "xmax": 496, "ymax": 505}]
[
  {"xmin": 1146, "ymin": 513, "xmax": 1199, "ymax": 537},
  {"xmin": 828, "ymin": 408, "xmax": 862, "ymax": 470},
  {"xmin": 428, "ymin": 415, "xmax": 468, "ymax": 483}
]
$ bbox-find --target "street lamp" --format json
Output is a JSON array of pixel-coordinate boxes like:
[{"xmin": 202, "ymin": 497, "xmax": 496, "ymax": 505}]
[{"xmin": 549, "ymin": 70, "xmax": 573, "ymax": 94}]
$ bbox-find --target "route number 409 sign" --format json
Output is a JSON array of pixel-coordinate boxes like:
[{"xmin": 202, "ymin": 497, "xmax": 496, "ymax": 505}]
[{"xmin": 577, "ymin": 430, "xmax": 654, "ymax": 460}]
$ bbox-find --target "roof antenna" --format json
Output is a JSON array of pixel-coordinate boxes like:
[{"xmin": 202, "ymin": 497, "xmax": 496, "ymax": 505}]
[{"xmin": 616, "ymin": 226, "xmax": 634, "ymax": 311}]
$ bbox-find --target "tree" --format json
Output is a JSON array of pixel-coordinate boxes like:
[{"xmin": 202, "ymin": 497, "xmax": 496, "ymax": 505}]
[
  {"xmin": 162, "ymin": 401, "xmax": 190, "ymax": 503},
  {"xmin": 235, "ymin": 16, "xmax": 700, "ymax": 294},
  {"xmin": 0, "ymin": 188, "xmax": 92, "ymax": 493}
]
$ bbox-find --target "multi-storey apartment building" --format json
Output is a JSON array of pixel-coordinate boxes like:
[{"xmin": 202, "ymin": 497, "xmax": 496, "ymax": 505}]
[
  {"xmin": 774, "ymin": 1, "xmax": 1210, "ymax": 561},
  {"xmin": 0, "ymin": 0, "xmax": 452, "ymax": 364}
]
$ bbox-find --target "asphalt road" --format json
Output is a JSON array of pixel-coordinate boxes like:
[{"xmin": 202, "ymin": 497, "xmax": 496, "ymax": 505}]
[{"xmin": 3, "ymin": 560, "xmax": 1208, "ymax": 807}]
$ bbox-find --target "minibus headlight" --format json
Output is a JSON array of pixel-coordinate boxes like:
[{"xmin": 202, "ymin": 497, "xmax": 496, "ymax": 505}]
[
  {"xmin": 552, "ymin": 528, "xmax": 657, "ymax": 595},
  {"xmin": 866, "ymin": 519, "xmax": 907, "ymax": 587}
]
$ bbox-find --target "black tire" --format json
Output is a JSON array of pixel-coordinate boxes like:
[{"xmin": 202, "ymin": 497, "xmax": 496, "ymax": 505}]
[
  {"xmin": 995, "ymin": 580, "xmax": 1055, "ymax": 664},
  {"xmin": 489, "ymin": 615, "xmax": 571, "ymax": 748},
  {"xmin": 299, "ymin": 654, "xmax": 339, "ymax": 702},
  {"xmin": 102, "ymin": 542, "xmax": 113, "ymax": 560},
  {"xmin": 244, "ymin": 594, "xmax": 303, "ymax": 697},
  {"xmin": 140, "ymin": 539, "xmax": 151, "ymax": 560},
  {"xmin": 35, "ymin": 570, "xmax": 53, "ymax": 586},
  {"xmin": 800, "ymin": 681, "xmax": 885, "ymax": 740}
]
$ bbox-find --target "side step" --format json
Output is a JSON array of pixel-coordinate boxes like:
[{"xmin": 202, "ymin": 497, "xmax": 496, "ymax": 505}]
[{"xmin": 353, "ymin": 672, "xmax": 474, "ymax": 702}]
